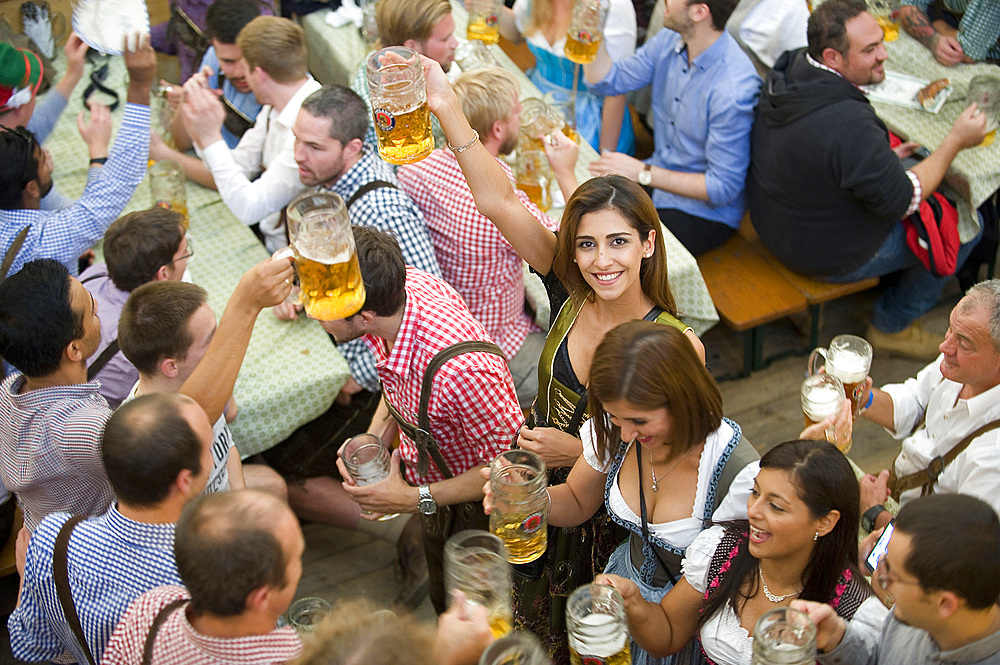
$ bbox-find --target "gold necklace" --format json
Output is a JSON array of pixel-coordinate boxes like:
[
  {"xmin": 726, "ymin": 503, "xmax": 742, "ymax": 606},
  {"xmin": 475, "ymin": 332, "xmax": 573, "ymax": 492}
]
[{"xmin": 649, "ymin": 445, "xmax": 697, "ymax": 492}]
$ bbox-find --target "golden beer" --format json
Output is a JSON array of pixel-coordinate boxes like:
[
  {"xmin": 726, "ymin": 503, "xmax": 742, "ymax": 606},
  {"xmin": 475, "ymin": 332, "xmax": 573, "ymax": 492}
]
[
  {"xmin": 516, "ymin": 180, "xmax": 552, "ymax": 211},
  {"xmin": 981, "ymin": 129, "xmax": 997, "ymax": 147},
  {"xmin": 569, "ymin": 644, "xmax": 631, "ymax": 665},
  {"xmin": 293, "ymin": 249, "xmax": 366, "ymax": 320},
  {"xmin": 372, "ymin": 102, "xmax": 434, "ymax": 165},
  {"xmin": 876, "ymin": 15, "xmax": 898, "ymax": 41},
  {"xmin": 154, "ymin": 200, "xmax": 189, "ymax": 229},
  {"xmin": 490, "ymin": 513, "xmax": 548, "ymax": 563},
  {"xmin": 562, "ymin": 124, "xmax": 581, "ymax": 143},
  {"xmin": 564, "ymin": 33, "xmax": 601, "ymax": 64},
  {"xmin": 489, "ymin": 610, "xmax": 514, "ymax": 639},
  {"xmin": 467, "ymin": 15, "xmax": 500, "ymax": 44},
  {"xmin": 567, "ymin": 587, "xmax": 631, "ymax": 665}
]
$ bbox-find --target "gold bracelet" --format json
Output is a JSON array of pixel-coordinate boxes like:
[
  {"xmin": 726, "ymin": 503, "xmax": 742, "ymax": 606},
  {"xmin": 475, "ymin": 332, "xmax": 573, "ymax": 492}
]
[{"xmin": 448, "ymin": 130, "xmax": 479, "ymax": 153}]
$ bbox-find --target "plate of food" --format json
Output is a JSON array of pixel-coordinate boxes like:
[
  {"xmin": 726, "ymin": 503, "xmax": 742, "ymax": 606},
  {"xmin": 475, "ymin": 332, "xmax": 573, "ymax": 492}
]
[
  {"xmin": 862, "ymin": 71, "xmax": 952, "ymax": 113},
  {"xmin": 72, "ymin": 0, "xmax": 149, "ymax": 55}
]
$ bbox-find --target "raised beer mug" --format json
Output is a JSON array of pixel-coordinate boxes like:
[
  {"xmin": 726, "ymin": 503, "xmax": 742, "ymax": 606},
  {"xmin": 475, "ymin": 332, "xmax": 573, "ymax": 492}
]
[
  {"xmin": 968, "ymin": 75, "xmax": 1000, "ymax": 147},
  {"xmin": 479, "ymin": 632, "xmax": 550, "ymax": 665},
  {"xmin": 752, "ymin": 607, "xmax": 817, "ymax": 665},
  {"xmin": 285, "ymin": 191, "xmax": 366, "ymax": 320},
  {"xmin": 149, "ymin": 160, "xmax": 188, "ymax": 229},
  {"xmin": 445, "ymin": 530, "xmax": 514, "ymax": 639},
  {"xmin": 466, "ymin": 0, "xmax": 502, "ymax": 45},
  {"xmin": 566, "ymin": 584, "xmax": 631, "ymax": 665},
  {"xmin": 489, "ymin": 449, "xmax": 549, "ymax": 564},
  {"xmin": 801, "ymin": 374, "xmax": 850, "ymax": 453},
  {"xmin": 519, "ymin": 97, "xmax": 565, "ymax": 152},
  {"xmin": 366, "ymin": 46, "xmax": 434, "ymax": 165},
  {"xmin": 514, "ymin": 150, "xmax": 553, "ymax": 212},
  {"xmin": 807, "ymin": 334, "xmax": 872, "ymax": 416},
  {"xmin": 565, "ymin": 0, "xmax": 609, "ymax": 64}
]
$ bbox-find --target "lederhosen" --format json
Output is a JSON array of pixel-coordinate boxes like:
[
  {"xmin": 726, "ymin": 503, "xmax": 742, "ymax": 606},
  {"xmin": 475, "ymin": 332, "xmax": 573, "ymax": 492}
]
[
  {"xmin": 218, "ymin": 72, "xmax": 255, "ymax": 141},
  {"xmin": 382, "ymin": 340, "xmax": 507, "ymax": 614}
]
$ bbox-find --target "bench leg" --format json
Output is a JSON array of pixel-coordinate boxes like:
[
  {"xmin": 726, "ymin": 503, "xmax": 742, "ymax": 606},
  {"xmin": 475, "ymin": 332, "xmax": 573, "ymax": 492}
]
[
  {"xmin": 741, "ymin": 330, "xmax": 754, "ymax": 377},
  {"xmin": 752, "ymin": 327, "xmax": 766, "ymax": 372},
  {"xmin": 809, "ymin": 304, "xmax": 823, "ymax": 349}
]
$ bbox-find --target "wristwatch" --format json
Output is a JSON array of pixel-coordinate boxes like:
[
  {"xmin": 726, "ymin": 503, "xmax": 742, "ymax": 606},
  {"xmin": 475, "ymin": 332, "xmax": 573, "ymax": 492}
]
[
  {"xmin": 637, "ymin": 163, "xmax": 653, "ymax": 186},
  {"xmin": 417, "ymin": 484, "xmax": 437, "ymax": 515},
  {"xmin": 862, "ymin": 505, "xmax": 888, "ymax": 533}
]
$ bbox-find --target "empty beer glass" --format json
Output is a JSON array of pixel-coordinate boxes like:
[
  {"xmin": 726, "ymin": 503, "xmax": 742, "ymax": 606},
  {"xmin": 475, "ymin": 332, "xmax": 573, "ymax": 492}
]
[
  {"xmin": 490, "ymin": 449, "xmax": 548, "ymax": 564},
  {"xmin": 285, "ymin": 191, "xmax": 366, "ymax": 320},
  {"xmin": 565, "ymin": 0, "xmax": 608, "ymax": 64},
  {"xmin": 801, "ymin": 374, "xmax": 849, "ymax": 453},
  {"xmin": 454, "ymin": 39, "xmax": 500, "ymax": 71},
  {"xmin": 287, "ymin": 597, "xmax": 331, "ymax": 632},
  {"xmin": 752, "ymin": 607, "xmax": 817, "ymax": 665},
  {"xmin": 514, "ymin": 150, "xmax": 552, "ymax": 212},
  {"xmin": 340, "ymin": 433, "xmax": 398, "ymax": 520},
  {"xmin": 360, "ymin": 0, "xmax": 379, "ymax": 44},
  {"xmin": 566, "ymin": 584, "xmax": 630, "ymax": 665},
  {"xmin": 968, "ymin": 75, "xmax": 1000, "ymax": 147},
  {"xmin": 466, "ymin": 0, "xmax": 502, "ymax": 44},
  {"xmin": 445, "ymin": 530, "xmax": 513, "ymax": 639},
  {"xmin": 808, "ymin": 334, "xmax": 872, "ymax": 416},
  {"xmin": 366, "ymin": 46, "xmax": 434, "ymax": 165},
  {"xmin": 149, "ymin": 160, "xmax": 188, "ymax": 228},
  {"xmin": 479, "ymin": 632, "xmax": 550, "ymax": 665}
]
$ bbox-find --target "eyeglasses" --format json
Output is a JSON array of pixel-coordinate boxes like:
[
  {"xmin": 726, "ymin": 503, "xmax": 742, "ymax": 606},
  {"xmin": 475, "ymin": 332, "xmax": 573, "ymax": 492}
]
[
  {"xmin": 876, "ymin": 569, "xmax": 922, "ymax": 591},
  {"xmin": 170, "ymin": 237, "xmax": 194, "ymax": 265}
]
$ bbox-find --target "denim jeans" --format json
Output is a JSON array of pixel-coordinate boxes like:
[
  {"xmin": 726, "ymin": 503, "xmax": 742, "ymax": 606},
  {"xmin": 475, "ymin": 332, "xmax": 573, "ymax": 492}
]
[{"xmin": 828, "ymin": 217, "xmax": 982, "ymax": 333}]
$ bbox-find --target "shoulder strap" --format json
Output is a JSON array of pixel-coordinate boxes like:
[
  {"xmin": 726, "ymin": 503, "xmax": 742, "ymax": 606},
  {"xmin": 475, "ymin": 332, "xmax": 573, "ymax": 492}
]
[
  {"xmin": 888, "ymin": 418, "xmax": 1000, "ymax": 497},
  {"xmin": 347, "ymin": 180, "xmax": 397, "ymax": 209},
  {"xmin": 0, "ymin": 226, "xmax": 30, "ymax": 283},
  {"xmin": 86, "ymin": 340, "xmax": 119, "ymax": 381},
  {"xmin": 709, "ymin": 435, "xmax": 759, "ymax": 517},
  {"xmin": 53, "ymin": 516, "xmax": 97, "ymax": 665},
  {"xmin": 140, "ymin": 598, "xmax": 189, "ymax": 665},
  {"xmin": 383, "ymin": 341, "xmax": 507, "ymax": 479}
]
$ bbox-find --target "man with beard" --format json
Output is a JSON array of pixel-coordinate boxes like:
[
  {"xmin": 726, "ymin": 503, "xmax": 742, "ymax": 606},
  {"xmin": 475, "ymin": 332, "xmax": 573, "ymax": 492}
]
[
  {"xmin": 397, "ymin": 67, "xmax": 558, "ymax": 409},
  {"xmin": 747, "ymin": 0, "xmax": 988, "ymax": 359}
]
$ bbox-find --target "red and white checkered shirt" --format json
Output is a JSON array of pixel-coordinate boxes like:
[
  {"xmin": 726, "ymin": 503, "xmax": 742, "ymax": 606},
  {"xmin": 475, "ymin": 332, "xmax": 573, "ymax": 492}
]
[
  {"xmin": 0, "ymin": 374, "xmax": 114, "ymax": 532},
  {"xmin": 363, "ymin": 269, "xmax": 523, "ymax": 485},
  {"xmin": 396, "ymin": 149, "xmax": 559, "ymax": 359},
  {"xmin": 101, "ymin": 586, "xmax": 302, "ymax": 665}
]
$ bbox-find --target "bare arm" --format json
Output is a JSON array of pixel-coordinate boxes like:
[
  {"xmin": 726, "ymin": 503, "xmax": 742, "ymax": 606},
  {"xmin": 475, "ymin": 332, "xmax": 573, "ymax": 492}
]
[
  {"xmin": 909, "ymin": 103, "xmax": 988, "ymax": 198},
  {"xmin": 498, "ymin": 6, "xmax": 523, "ymax": 42},
  {"xmin": 226, "ymin": 446, "xmax": 246, "ymax": 489},
  {"xmin": 597, "ymin": 573, "xmax": 703, "ymax": 657},
  {"xmin": 588, "ymin": 152, "xmax": 711, "ymax": 202},
  {"xmin": 545, "ymin": 455, "xmax": 608, "ymax": 526},
  {"xmin": 583, "ymin": 41, "xmax": 614, "ymax": 84},
  {"xmin": 898, "ymin": 4, "xmax": 966, "ymax": 66},
  {"xmin": 149, "ymin": 131, "xmax": 217, "ymax": 189},
  {"xmin": 599, "ymin": 94, "xmax": 626, "ymax": 153}
]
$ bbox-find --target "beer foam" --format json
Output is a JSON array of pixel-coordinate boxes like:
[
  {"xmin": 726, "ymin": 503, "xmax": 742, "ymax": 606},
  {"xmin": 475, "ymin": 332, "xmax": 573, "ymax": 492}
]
[
  {"xmin": 296, "ymin": 240, "xmax": 351, "ymax": 264},
  {"xmin": 828, "ymin": 353, "xmax": 869, "ymax": 384},
  {"xmin": 568, "ymin": 614, "xmax": 627, "ymax": 657},
  {"xmin": 802, "ymin": 383, "xmax": 843, "ymax": 421}
]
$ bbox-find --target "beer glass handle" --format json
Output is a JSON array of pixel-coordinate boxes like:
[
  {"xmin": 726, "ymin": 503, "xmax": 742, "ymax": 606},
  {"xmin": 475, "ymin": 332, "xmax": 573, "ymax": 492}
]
[{"xmin": 807, "ymin": 348, "xmax": 827, "ymax": 376}]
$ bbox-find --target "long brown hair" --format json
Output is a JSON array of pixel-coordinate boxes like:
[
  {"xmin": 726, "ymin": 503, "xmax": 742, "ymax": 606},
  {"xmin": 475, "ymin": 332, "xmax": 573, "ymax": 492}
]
[
  {"xmin": 552, "ymin": 176, "xmax": 677, "ymax": 315},
  {"xmin": 589, "ymin": 321, "xmax": 722, "ymax": 460}
]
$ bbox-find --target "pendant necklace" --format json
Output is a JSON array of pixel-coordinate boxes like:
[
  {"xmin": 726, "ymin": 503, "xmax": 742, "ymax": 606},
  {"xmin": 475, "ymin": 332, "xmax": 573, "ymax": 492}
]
[
  {"xmin": 648, "ymin": 445, "xmax": 697, "ymax": 492},
  {"xmin": 759, "ymin": 567, "xmax": 802, "ymax": 603}
]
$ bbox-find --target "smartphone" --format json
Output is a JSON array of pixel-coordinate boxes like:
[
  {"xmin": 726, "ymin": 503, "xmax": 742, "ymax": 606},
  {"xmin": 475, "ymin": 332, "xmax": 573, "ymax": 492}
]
[{"xmin": 865, "ymin": 520, "xmax": 895, "ymax": 574}]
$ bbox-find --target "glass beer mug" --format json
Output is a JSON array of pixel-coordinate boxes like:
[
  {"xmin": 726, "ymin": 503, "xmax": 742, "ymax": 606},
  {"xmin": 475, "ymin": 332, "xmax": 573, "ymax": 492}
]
[
  {"xmin": 519, "ymin": 97, "xmax": 566, "ymax": 152},
  {"xmin": 445, "ymin": 530, "xmax": 514, "ymax": 639},
  {"xmin": 752, "ymin": 607, "xmax": 817, "ymax": 665},
  {"xmin": 366, "ymin": 46, "xmax": 434, "ymax": 165},
  {"xmin": 479, "ymin": 632, "xmax": 550, "ymax": 665},
  {"xmin": 801, "ymin": 374, "xmax": 850, "ymax": 453},
  {"xmin": 149, "ymin": 160, "xmax": 188, "ymax": 229},
  {"xmin": 466, "ymin": 0, "xmax": 502, "ymax": 45},
  {"xmin": 490, "ymin": 449, "xmax": 549, "ymax": 564},
  {"xmin": 565, "ymin": 0, "xmax": 609, "ymax": 64},
  {"xmin": 284, "ymin": 191, "xmax": 366, "ymax": 320},
  {"xmin": 807, "ymin": 334, "xmax": 872, "ymax": 416},
  {"xmin": 968, "ymin": 75, "xmax": 1000, "ymax": 147},
  {"xmin": 514, "ymin": 150, "xmax": 553, "ymax": 212},
  {"xmin": 566, "ymin": 584, "xmax": 631, "ymax": 665}
]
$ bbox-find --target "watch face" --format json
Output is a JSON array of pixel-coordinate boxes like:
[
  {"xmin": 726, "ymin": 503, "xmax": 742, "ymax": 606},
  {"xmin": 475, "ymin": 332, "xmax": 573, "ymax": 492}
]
[{"xmin": 418, "ymin": 499, "xmax": 436, "ymax": 515}]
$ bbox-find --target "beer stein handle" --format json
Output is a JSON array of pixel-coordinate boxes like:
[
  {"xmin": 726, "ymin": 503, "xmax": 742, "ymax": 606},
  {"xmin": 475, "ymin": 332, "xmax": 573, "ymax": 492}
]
[
  {"xmin": 50, "ymin": 11, "xmax": 67, "ymax": 44},
  {"xmin": 807, "ymin": 347, "xmax": 827, "ymax": 376}
]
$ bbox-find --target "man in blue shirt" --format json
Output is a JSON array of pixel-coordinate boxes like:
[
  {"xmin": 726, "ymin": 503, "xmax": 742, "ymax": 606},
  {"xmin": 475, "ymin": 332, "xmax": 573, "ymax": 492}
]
[
  {"xmin": 582, "ymin": 0, "xmax": 760, "ymax": 256},
  {"xmin": 7, "ymin": 392, "xmax": 214, "ymax": 665}
]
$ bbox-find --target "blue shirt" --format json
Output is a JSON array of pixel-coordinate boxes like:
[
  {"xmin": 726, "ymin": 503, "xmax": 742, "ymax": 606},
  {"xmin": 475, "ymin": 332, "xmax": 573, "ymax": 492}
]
[
  {"xmin": 8, "ymin": 507, "xmax": 182, "ymax": 664},
  {"xmin": 322, "ymin": 144, "xmax": 441, "ymax": 393},
  {"xmin": 590, "ymin": 30, "xmax": 760, "ymax": 228},
  {"xmin": 200, "ymin": 47, "xmax": 264, "ymax": 149},
  {"xmin": 0, "ymin": 103, "xmax": 151, "ymax": 276}
]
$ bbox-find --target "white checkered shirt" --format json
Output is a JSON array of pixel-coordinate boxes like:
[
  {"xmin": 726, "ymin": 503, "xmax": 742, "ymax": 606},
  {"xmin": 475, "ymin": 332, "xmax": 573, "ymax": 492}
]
[
  {"xmin": 0, "ymin": 374, "xmax": 114, "ymax": 532},
  {"xmin": 101, "ymin": 586, "xmax": 302, "ymax": 665},
  {"xmin": 363, "ymin": 269, "xmax": 523, "ymax": 485},
  {"xmin": 0, "ymin": 103, "xmax": 151, "ymax": 276},
  {"xmin": 397, "ymin": 149, "xmax": 559, "ymax": 359}
]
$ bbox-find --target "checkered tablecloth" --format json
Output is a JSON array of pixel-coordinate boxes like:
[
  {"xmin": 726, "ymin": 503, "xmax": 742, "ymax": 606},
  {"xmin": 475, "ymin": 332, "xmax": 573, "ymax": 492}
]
[{"xmin": 43, "ymin": 55, "xmax": 346, "ymax": 457}]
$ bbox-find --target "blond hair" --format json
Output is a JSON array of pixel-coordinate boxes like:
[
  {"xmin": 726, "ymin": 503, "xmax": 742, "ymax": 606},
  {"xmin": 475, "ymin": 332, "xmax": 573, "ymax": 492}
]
[
  {"xmin": 236, "ymin": 16, "xmax": 308, "ymax": 83},
  {"xmin": 377, "ymin": 0, "xmax": 452, "ymax": 48},
  {"xmin": 452, "ymin": 67, "xmax": 520, "ymax": 138},
  {"xmin": 525, "ymin": 0, "xmax": 554, "ymax": 39}
]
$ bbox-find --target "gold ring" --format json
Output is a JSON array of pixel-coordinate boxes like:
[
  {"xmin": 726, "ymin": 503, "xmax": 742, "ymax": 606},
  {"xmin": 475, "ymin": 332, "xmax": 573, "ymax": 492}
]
[{"xmin": 825, "ymin": 427, "xmax": 836, "ymax": 445}]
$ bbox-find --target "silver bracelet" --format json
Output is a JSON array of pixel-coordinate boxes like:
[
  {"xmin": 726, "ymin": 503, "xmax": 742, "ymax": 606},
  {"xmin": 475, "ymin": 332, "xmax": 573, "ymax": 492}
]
[{"xmin": 448, "ymin": 130, "xmax": 479, "ymax": 154}]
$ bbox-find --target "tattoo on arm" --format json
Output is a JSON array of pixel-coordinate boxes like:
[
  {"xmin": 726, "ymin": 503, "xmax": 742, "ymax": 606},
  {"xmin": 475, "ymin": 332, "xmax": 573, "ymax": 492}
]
[{"xmin": 899, "ymin": 6, "xmax": 938, "ymax": 47}]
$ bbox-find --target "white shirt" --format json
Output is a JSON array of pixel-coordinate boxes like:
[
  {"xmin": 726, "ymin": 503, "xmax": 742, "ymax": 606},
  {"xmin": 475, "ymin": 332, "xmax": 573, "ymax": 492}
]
[
  {"xmin": 736, "ymin": 0, "xmax": 808, "ymax": 69},
  {"xmin": 202, "ymin": 77, "xmax": 323, "ymax": 253},
  {"xmin": 882, "ymin": 355, "xmax": 1000, "ymax": 513},
  {"xmin": 683, "ymin": 526, "xmax": 889, "ymax": 665}
]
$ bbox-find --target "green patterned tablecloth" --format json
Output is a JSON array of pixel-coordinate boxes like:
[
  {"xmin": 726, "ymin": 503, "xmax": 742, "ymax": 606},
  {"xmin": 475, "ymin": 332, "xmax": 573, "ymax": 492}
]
[
  {"xmin": 42, "ymin": 56, "xmax": 347, "ymax": 457},
  {"xmin": 300, "ymin": 5, "xmax": 720, "ymax": 334},
  {"xmin": 873, "ymin": 30, "xmax": 1000, "ymax": 240}
]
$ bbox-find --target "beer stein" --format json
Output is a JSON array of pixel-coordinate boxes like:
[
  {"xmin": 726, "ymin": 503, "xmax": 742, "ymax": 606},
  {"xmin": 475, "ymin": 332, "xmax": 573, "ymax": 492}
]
[
  {"xmin": 519, "ymin": 97, "xmax": 565, "ymax": 152},
  {"xmin": 285, "ymin": 191, "xmax": 366, "ymax": 320},
  {"xmin": 466, "ymin": 0, "xmax": 502, "ymax": 45},
  {"xmin": 808, "ymin": 334, "xmax": 872, "ymax": 416},
  {"xmin": 149, "ymin": 160, "xmax": 188, "ymax": 229},
  {"xmin": 801, "ymin": 374, "xmax": 850, "ymax": 453},
  {"xmin": 286, "ymin": 597, "xmax": 331, "ymax": 633},
  {"xmin": 566, "ymin": 584, "xmax": 630, "ymax": 665},
  {"xmin": 514, "ymin": 150, "xmax": 553, "ymax": 212},
  {"xmin": 564, "ymin": 0, "xmax": 609, "ymax": 64},
  {"xmin": 479, "ymin": 632, "xmax": 550, "ymax": 665},
  {"xmin": 968, "ymin": 75, "xmax": 1000, "ymax": 147},
  {"xmin": 445, "ymin": 530, "xmax": 514, "ymax": 639},
  {"xmin": 752, "ymin": 607, "xmax": 817, "ymax": 665},
  {"xmin": 340, "ymin": 433, "xmax": 400, "ymax": 520},
  {"xmin": 454, "ymin": 40, "xmax": 500, "ymax": 71},
  {"xmin": 360, "ymin": 0, "xmax": 379, "ymax": 44},
  {"xmin": 544, "ymin": 94, "xmax": 581, "ymax": 144},
  {"xmin": 365, "ymin": 46, "xmax": 434, "ymax": 165},
  {"xmin": 489, "ymin": 449, "xmax": 549, "ymax": 564}
]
